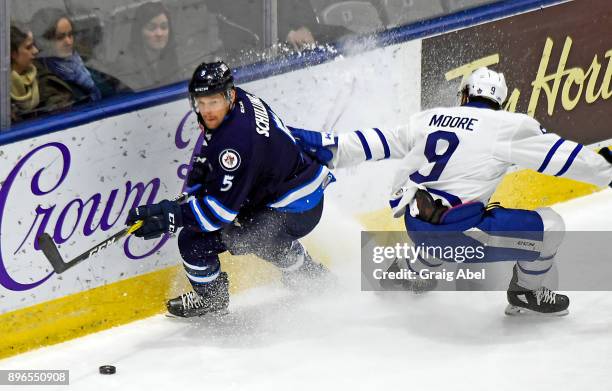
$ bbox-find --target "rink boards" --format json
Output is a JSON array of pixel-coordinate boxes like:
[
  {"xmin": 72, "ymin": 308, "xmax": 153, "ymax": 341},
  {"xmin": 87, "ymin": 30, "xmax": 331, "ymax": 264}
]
[{"xmin": 1, "ymin": 0, "xmax": 611, "ymax": 359}]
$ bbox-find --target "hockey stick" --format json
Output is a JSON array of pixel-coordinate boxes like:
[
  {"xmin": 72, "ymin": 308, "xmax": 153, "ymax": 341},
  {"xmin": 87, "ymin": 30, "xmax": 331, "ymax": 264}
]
[
  {"xmin": 37, "ymin": 185, "xmax": 201, "ymax": 274},
  {"xmin": 322, "ymin": 76, "xmax": 356, "ymax": 131},
  {"xmin": 37, "ymin": 221, "xmax": 145, "ymax": 274}
]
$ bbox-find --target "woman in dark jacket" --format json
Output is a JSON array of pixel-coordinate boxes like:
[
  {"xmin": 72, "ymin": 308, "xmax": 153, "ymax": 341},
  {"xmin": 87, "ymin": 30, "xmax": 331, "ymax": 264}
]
[
  {"xmin": 113, "ymin": 2, "xmax": 182, "ymax": 91},
  {"xmin": 31, "ymin": 8, "xmax": 102, "ymax": 111}
]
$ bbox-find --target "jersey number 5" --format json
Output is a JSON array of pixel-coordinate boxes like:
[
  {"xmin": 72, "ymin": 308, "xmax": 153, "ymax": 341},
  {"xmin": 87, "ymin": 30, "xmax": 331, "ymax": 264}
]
[
  {"xmin": 409, "ymin": 130, "xmax": 459, "ymax": 183},
  {"xmin": 221, "ymin": 175, "xmax": 234, "ymax": 192}
]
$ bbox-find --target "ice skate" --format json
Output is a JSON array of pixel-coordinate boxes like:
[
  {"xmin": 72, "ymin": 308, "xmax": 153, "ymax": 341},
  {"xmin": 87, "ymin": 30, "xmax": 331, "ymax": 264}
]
[
  {"xmin": 505, "ymin": 266, "xmax": 569, "ymax": 316},
  {"xmin": 281, "ymin": 252, "xmax": 336, "ymax": 291},
  {"xmin": 166, "ymin": 272, "xmax": 230, "ymax": 318}
]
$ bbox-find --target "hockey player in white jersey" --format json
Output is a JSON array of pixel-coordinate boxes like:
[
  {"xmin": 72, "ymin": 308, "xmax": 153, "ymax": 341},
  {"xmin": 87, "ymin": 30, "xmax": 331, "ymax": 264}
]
[{"xmin": 291, "ymin": 67, "xmax": 612, "ymax": 316}]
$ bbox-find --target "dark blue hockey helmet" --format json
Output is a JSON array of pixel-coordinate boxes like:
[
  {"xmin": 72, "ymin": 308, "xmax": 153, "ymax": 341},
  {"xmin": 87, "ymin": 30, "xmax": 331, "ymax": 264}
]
[
  {"xmin": 189, "ymin": 61, "xmax": 234, "ymax": 99},
  {"xmin": 189, "ymin": 61, "xmax": 235, "ymax": 127}
]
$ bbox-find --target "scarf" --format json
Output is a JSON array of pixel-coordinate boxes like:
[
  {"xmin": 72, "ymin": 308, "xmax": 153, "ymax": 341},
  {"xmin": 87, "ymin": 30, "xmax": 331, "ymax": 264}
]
[
  {"xmin": 11, "ymin": 65, "xmax": 40, "ymax": 112},
  {"xmin": 42, "ymin": 52, "xmax": 102, "ymax": 101}
]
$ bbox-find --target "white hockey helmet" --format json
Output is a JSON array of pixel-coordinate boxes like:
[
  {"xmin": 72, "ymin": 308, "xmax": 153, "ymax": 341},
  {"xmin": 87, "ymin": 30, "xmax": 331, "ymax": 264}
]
[{"xmin": 460, "ymin": 67, "xmax": 508, "ymax": 107}]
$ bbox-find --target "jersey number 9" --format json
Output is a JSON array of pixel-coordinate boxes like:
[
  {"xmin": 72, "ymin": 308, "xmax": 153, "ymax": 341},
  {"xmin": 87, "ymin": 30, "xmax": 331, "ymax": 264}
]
[{"xmin": 409, "ymin": 130, "xmax": 460, "ymax": 183}]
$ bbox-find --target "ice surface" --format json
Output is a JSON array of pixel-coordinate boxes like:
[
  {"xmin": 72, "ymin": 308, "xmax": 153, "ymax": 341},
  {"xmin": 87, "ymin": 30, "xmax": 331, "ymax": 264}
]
[{"xmin": 2, "ymin": 189, "xmax": 611, "ymax": 391}]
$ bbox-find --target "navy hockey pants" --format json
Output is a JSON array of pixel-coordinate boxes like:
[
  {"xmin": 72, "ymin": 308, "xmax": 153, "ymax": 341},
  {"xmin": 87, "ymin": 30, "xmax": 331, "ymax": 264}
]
[{"xmin": 177, "ymin": 197, "xmax": 324, "ymax": 289}]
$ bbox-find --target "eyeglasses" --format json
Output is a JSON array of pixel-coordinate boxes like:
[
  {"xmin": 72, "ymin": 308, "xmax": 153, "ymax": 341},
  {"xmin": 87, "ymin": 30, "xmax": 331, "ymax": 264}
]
[{"xmin": 54, "ymin": 31, "xmax": 74, "ymax": 41}]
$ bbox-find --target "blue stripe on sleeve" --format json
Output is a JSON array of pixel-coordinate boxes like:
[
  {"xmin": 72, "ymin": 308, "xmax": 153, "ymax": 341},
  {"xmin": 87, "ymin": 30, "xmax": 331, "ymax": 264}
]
[
  {"xmin": 189, "ymin": 198, "xmax": 221, "ymax": 232},
  {"xmin": 537, "ymin": 138, "xmax": 565, "ymax": 173},
  {"xmin": 555, "ymin": 144, "xmax": 583, "ymax": 177},
  {"xmin": 373, "ymin": 128, "xmax": 391, "ymax": 159},
  {"xmin": 355, "ymin": 130, "xmax": 372, "ymax": 160},
  {"xmin": 204, "ymin": 196, "xmax": 238, "ymax": 224}
]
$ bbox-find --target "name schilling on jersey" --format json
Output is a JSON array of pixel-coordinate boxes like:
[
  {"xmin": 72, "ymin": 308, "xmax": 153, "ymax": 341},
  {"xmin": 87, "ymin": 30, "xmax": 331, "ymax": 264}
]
[{"xmin": 246, "ymin": 93, "xmax": 270, "ymax": 138}]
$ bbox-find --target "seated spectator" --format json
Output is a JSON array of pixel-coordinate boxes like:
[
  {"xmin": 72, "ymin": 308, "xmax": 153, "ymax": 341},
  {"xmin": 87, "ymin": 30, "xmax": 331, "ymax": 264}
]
[
  {"xmin": 31, "ymin": 8, "xmax": 102, "ymax": 111},
  {"xmin": 278, "ymin": 0, "xmax": 351, "ymax": 50},
  {"xmin": 209, "ymin": 0, "xmax": 351, "ymax": 60},
  {"xmin": 112, "ymin": 2, "xmax": 183, "ymax": 91},
  {"xmin": 10, "ymin": 24, "xmax": 40, "ymax": 121}
]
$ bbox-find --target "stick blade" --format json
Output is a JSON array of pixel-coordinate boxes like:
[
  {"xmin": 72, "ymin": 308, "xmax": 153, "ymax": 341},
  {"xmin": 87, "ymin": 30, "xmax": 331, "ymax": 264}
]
[{"xmin": 37, "ymin": 233, "xmax": 68, "ymax": 274}]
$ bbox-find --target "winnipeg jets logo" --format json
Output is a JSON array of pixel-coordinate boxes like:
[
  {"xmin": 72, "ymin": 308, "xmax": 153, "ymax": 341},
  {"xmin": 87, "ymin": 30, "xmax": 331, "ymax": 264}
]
[{"xmin": 219, "ymin": 149, "xmax": 241, "ymax": 171}]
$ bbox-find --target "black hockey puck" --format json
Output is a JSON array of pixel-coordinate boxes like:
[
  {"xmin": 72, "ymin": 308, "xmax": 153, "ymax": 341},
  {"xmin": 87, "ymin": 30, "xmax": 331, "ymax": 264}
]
[{"xmin": 99, "ymin": 365, "xmax": 116, "ymax": 375}]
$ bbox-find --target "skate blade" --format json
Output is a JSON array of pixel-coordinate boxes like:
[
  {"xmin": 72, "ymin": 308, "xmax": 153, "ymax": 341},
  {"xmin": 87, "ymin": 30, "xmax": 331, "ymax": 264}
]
[
  {"xmin": 165, "ymin": 308, "xmax": 230, "ymax": 319},
  {"xmin": 504, "ymin": 304, "xmax": 569, "ymax": 317}
]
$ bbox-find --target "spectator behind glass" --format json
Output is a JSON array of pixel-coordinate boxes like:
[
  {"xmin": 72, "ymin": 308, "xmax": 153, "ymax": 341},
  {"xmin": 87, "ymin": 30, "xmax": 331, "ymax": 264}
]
[
  {"xmin": 278, "ymin": 1, "xmax": 351, "ymax": 49},
  {"xmin": 31, "ymin": 8, "xmax": 102, "ymax": 111},
  {"xmin": 113, "ymin": 2, "xmax": 181, "ymax": 91},
  {"xmin": 210, "ymin": 0, "xmax": 351, "ymax": 60},
  {"xmin": 10, "ymin": 24, "xmax": 40, "ymax": 121}
]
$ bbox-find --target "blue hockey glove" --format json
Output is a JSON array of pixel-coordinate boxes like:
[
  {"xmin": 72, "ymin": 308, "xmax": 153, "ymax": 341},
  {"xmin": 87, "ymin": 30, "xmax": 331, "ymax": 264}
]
[
  {"xmin": 289, "ymin": 127, "xmax": 337, "ymax": 165},
  {"xmin": 127, "ymin": 200, "xmax": 183, "ymax": 240}
]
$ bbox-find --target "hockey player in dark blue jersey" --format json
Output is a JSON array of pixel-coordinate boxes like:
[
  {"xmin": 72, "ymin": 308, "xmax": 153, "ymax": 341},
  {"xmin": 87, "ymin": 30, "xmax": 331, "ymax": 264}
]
[{"xmin": 126, "ymin": 61, "xmax": 335, "ymax": 317}]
